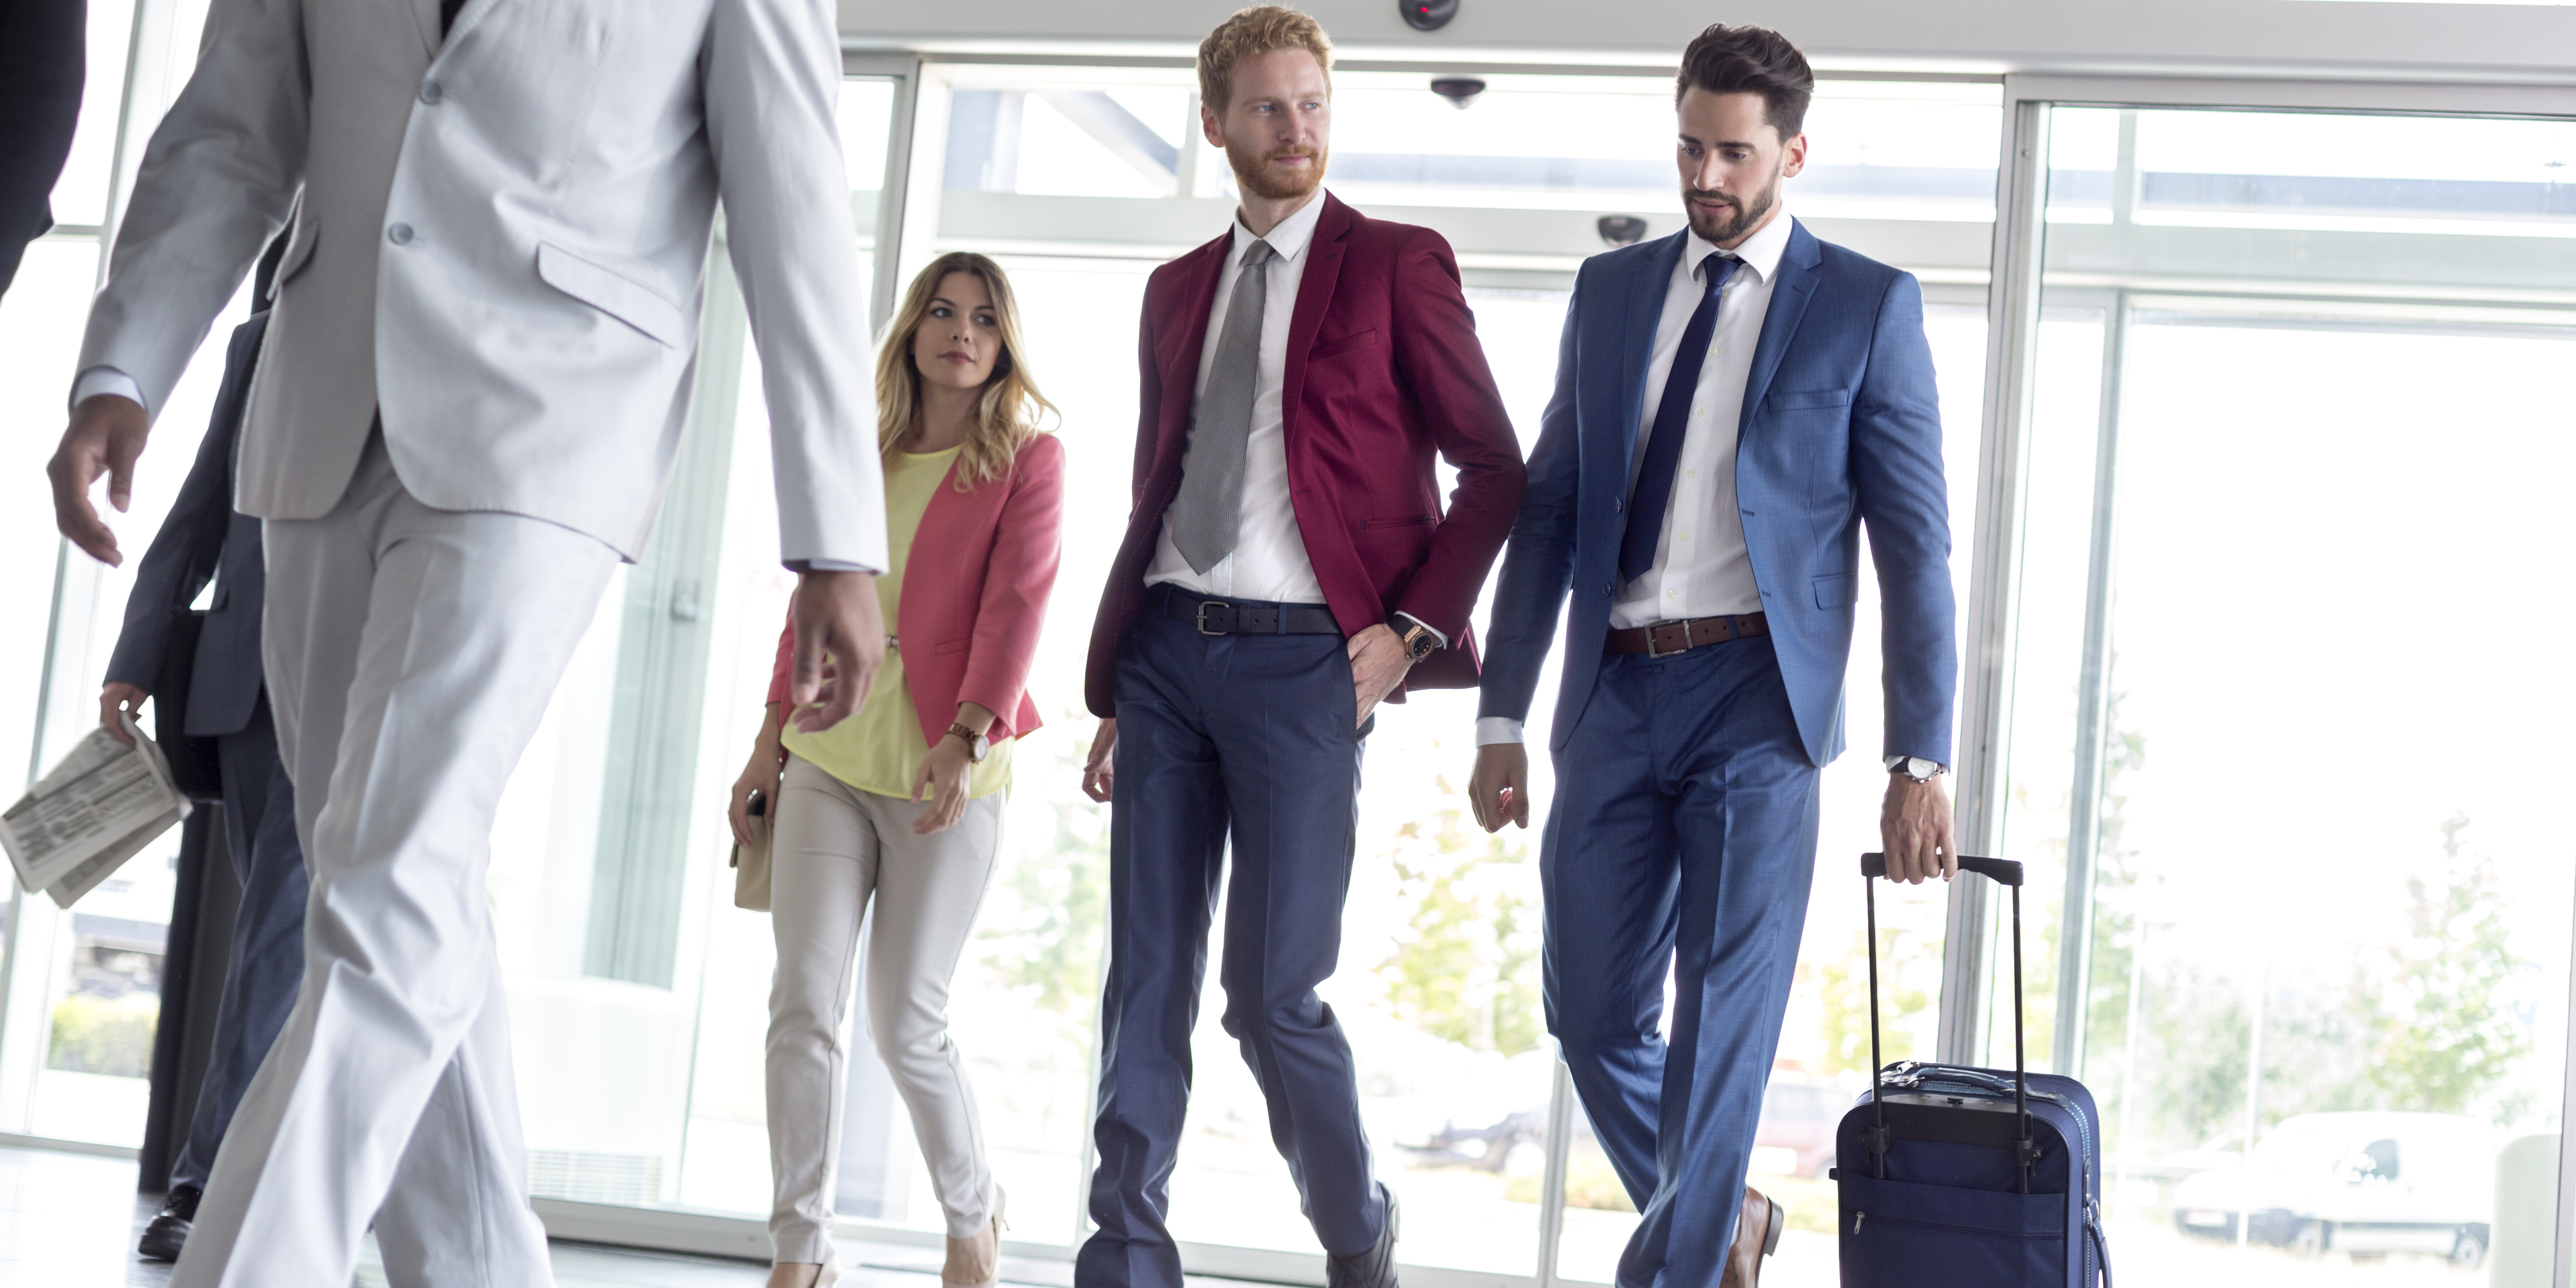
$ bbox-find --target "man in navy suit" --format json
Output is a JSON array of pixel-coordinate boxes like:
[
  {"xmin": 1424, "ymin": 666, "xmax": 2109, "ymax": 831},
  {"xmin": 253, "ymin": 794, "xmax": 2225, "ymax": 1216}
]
[
  {"xmin": 99, "ymin": 242, "xmax": 303, "ymax": 1262},
  {"xmin": 0, "ymin": 0, "xmax": 84, "ymax": 296},
  {"xmin": 1467, "ymin": 25, "xmax": 1957, "ymax": 1288}
]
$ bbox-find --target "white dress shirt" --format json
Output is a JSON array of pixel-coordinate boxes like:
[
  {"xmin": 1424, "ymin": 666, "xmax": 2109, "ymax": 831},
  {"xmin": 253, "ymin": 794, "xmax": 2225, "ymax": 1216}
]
[
  {"xmin": 1144, "ymin": 190, "xmax": 1329, "ymax": 606},
  {"xmin": 1476, "ymin": 210, "xmax": 1794, "ymax": 747}
]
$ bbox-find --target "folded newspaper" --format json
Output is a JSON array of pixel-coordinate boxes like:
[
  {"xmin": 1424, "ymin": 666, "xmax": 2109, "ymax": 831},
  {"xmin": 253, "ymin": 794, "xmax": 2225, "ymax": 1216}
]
[{"xmin": 1, "ymin": 715, "xmax": 191, "ymax": 908}]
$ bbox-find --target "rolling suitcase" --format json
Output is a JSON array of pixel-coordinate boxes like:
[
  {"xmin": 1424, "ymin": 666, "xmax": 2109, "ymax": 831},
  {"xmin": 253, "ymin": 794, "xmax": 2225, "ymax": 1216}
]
[{"xmin": 1834, "ymin": 853, "xmax": 2111, "ymax": 1286}]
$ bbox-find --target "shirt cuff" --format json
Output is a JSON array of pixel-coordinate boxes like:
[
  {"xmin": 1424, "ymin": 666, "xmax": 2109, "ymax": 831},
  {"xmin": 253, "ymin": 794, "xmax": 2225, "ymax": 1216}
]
[
  {"xmin": 1475, "ymin": 717, "xmax": 1525, "ymax": 746},
  {"xmin": 1886, "ymin": 755, "xmax": 1950, "ymax": 772},
  {"xmin": 1394, "ymin": 612, "xmax": 1448, "ymax": 650},
  {"xmin": 793, "ymin": 558, "xmax": 882, "ymax": 574},
  {"xmin": 71, "ymin": 367, "xmax": 146, "ymax": 415}
]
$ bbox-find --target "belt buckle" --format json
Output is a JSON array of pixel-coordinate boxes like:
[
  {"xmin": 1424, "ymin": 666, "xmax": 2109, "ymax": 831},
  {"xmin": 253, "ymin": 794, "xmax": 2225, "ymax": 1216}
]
[
  {"xmin": 1647, "ymin": 622, "xmax": 1686, "ymax": 659},
  {"xmin": 1195, "ymin": 599, "xmax": 1228, "ymax": 636}
]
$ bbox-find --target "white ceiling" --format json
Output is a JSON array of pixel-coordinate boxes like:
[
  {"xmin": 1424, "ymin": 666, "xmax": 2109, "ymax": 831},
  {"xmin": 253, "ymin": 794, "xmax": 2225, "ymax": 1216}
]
[{"xmin": 839, "ymin": 0, "xmax": 2576, "ymax": 84}]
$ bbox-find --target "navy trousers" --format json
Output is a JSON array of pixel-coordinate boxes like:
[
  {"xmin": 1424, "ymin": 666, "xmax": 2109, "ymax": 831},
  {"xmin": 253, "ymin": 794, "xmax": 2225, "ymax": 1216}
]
[
  {"xmin": 1544, "ymin": 636, "xmax": 1820, "ymax": 1288},
  {"xmin": 1077, "ymin": 603, "xmax": 1389, "ymax": 1288},
  {"xmin": 168, "ymin": 704, "xmax": 308, "ymax": 1193}
]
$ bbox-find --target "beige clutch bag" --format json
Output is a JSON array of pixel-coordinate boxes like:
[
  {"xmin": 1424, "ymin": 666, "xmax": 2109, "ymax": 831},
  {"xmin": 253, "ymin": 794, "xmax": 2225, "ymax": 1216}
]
[{"xmin": 731, "ymin": 788, "xmax": 773, "ymax": 911}]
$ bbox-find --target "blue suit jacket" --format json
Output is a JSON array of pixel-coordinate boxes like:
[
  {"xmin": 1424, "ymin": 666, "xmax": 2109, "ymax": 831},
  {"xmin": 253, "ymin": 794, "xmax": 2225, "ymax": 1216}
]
[
  {"xmin": 105, "ymin": 312, "xmax": 270, "ymax": 739},
  {"xmin": 1478, "ymin": 220, "xmax": 1955, "ymax": 767}
]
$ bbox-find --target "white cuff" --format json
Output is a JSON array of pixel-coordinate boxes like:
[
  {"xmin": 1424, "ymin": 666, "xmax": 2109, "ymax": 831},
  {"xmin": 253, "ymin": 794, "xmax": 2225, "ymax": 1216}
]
[
  {"xmin": 799, "ymin": 558, "xmax": 880, "ymax": 573},
  {"xmin": 71, "ymin": 367, "xmax": 147, "ymax": 416},
  {"xmin": 1475, "ymin": 717, "xmax": 1525, "ymax": 746}
]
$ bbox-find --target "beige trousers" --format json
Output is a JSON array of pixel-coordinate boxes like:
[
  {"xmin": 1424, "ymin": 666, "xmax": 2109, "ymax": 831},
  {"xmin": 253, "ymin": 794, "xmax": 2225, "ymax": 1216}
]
[{"xmin": 765, "ymin": 753, "xmax": 1003, "ymax": 1257}]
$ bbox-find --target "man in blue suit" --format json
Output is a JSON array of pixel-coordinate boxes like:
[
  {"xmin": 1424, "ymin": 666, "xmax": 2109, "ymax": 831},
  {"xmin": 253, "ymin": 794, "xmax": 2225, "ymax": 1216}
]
[
  {"xmin": 99, "ymin": 240, "xmax": 304, "ymax": 1262},
  {"xmin": 1467, "ymin": 25, "xmax": 1957, "ymax": 1288}
]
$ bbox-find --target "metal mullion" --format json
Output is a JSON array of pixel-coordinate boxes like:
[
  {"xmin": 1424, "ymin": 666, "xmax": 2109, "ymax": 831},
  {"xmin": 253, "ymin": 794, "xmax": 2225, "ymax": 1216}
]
[
  {"xmin": 844, "ymin": 51, "xmax": 924, "ymax": 330},
  {"xmin": 2051, "ymin": 289, "xmax": 2127, "ymax": 1081},
  {"xmin": 1532, "ymin": 1055, "xmax": 1574, "ymax": 1288},
  {"xmin": 1939, "ymin": 92, "xmax": 2050, "ymax": 1066}
]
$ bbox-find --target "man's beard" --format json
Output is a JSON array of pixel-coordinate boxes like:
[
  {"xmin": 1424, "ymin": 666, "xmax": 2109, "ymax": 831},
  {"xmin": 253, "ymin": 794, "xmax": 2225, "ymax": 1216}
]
[
  {"xmin": 1684, "ymin": 169, "xmax": 1781, "ymax": 245},
  {"xmin": 1229, "ymin": 142, "xmax": 1328, "ymax": 201}
]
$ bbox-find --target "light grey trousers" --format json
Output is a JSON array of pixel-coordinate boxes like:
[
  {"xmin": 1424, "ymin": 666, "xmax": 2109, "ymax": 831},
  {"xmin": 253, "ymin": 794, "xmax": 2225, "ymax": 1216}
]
[
  {"xmin": 178, "ymin": 434, "xmax": 618, "ymax": 1288},
  {"xmin": 766, "ymin": 753, "xmax": 1004, "ymax": 1256}
]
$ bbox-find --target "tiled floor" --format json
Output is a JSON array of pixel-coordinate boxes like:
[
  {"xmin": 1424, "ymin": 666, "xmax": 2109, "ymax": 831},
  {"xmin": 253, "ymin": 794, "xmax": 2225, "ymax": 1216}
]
[{"xmin": 0, "ymin": 1144, "xmax": 1022, "ymax": 1288}]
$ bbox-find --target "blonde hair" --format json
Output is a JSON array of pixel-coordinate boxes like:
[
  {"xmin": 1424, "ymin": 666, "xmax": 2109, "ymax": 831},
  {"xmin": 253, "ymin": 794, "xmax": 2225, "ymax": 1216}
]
[
  {"xmin": 1198, "ymin": 6, "xmax": 1333, "ymax": 114},
  {"xmin": 875, "ymin": 252, "xmax": 1055, "ymax": 490}
]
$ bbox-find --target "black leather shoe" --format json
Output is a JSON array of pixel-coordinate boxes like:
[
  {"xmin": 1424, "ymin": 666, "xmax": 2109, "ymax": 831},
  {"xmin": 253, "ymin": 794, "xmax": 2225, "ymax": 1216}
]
[
  {"xmin": 1326, "ymin": 1188, "xmax": 1400, "ymax": 1288},
  {"xmin": 138, "ymin": 1184, "xmax": 199, "ymax": 1262}
]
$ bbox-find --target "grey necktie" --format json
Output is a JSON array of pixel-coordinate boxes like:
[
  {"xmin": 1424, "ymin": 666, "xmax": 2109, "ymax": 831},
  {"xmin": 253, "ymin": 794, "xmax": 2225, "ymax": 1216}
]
[{"xmin": 1168, "ymin": 239, "xmax": 1275, "ymax": 573}]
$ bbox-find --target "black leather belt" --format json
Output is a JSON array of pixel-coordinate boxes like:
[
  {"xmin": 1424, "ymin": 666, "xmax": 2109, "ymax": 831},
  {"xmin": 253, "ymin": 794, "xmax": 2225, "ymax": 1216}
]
[{"xmin": 1156, "ymin": 585, "xmax": 1341, "ymax": 636}]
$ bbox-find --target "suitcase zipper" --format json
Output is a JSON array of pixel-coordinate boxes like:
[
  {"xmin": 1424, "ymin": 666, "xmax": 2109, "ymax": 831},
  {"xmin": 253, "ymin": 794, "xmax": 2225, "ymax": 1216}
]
[{"xmin": 1850, "ymin": 1210, "xmax": 2066, "ymax": 1242}]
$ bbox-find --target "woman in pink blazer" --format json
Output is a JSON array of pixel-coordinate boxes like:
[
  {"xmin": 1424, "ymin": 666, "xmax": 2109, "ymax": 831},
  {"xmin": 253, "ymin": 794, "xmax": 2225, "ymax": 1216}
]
[{"xmin": 725, "ymin": 253, "xmax": 1062, "ymax": 1288}]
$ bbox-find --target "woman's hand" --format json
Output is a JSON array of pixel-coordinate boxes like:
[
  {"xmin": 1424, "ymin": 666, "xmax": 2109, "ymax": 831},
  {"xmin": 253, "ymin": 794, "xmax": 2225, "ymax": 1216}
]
[
  {"xmin": 910, "ymin": 735, "xmax": 975, "ymax": 835},
  {"xmin": 729, "ymin": 705, "xmax": 786, "ymax": 847}
]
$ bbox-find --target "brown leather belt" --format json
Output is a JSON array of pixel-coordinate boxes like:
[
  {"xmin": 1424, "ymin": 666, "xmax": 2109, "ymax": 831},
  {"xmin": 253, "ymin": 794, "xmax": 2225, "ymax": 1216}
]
[{"xmin": 1604, "ymin": 612, "xmax": 1768, "ymax": 657}]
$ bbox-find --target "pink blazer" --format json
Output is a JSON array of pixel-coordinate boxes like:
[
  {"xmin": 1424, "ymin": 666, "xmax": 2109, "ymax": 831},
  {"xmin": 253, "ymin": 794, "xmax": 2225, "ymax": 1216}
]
[{"xmin": 769, "ymin": 433, "xmax": 1064, "ymax": 749}]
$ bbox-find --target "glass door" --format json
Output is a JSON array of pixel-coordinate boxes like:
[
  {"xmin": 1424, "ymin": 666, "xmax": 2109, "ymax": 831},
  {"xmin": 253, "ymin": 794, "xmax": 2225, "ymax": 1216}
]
[{"xmin": 1986, "ymin": 97, "xmax": 2576, "ymax": 1282}]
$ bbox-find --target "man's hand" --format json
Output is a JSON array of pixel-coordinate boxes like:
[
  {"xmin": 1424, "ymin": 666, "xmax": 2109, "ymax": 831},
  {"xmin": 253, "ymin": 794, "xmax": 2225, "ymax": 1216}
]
[
  {"xmin": 100, "ymin": 682, "xmax": 148, "ymax": 747},
  {"xmin": 1469, "ymin": 741, "xmax": 1530, "ymax": 833},
  {"xmin": 1347, "ymin": 623, "xmax": 1414, "ymax": 730},
  {"xmin": 789, "ymin": 570, "xmax": 885, "ymax": 734},
  {"xmin": 50, "ymin": 395, "xmax": 150, "ymax": 567},
  {"xmin": 1879, "ymin": 772, "xmax": 1957, "ymax": 884},
  {"xmin": 1081, "ymin": 718, "xmax": 1117, "ymax": 803}
]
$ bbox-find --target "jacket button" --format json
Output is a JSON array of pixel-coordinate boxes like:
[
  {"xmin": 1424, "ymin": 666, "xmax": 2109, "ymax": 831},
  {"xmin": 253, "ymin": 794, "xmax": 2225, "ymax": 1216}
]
[
  {"xmin": 1603, "ymin": 582, "xmax": 1613, "ymax": 595},
  {"xmin": 387, "ymin": 223, "xmax": 414, "ymax": 245},
  {"xmin": 1613, "ymin": 498, "xmax": 1623, "ymax": 512},
  {"xmin": 419, "ymin": 81, "xmax": 444, "ymax": 105}
]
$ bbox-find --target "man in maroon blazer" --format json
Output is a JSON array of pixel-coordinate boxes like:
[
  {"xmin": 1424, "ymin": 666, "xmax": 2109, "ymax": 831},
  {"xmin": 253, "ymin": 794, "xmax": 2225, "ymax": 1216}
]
[{"xmin": 1072, "ymin": 10, "xmax": 1523, "ymax": 1288}]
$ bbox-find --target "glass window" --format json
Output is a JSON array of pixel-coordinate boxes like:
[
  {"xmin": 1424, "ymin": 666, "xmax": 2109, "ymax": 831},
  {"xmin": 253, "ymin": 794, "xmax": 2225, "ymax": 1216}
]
[{"xmin": 1999, "ymin": 104, "xmax": 2575, "ymax": 1282}]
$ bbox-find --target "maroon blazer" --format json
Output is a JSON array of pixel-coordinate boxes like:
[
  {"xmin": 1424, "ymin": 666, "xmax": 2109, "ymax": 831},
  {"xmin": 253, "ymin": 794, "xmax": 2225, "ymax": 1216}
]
[{"xmin": 1083, "ymin": 193, "xmax": 1526, "ymax": 717}]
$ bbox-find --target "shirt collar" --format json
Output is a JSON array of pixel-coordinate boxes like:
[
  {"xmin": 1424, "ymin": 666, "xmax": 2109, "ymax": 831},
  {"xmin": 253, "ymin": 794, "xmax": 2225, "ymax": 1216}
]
[
  {"xmin": 1686, "ymin": 204, "xmax": 1793, "ymax": 285},
  {"xmin": 1231, "ymin": 188, "xmax": 1327, "ymax": 265}
]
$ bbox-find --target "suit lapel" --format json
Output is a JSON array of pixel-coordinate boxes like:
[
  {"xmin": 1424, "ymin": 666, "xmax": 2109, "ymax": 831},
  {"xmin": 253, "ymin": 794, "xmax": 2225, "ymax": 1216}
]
[
  {"xmin": 1737, "ymin": 219, "xmax": 1822, "ymax": 439},
  {"xmin": 1280, "ymin": 194, "xmax": 1352, "ymax": 457},
  {"xmin": 1614, "ymin": 231, "xmax": 1686, "ymax": 479},
  {"xmin": 1153, "ymin": 231, "xmax": 1231, "ymax": 471}
]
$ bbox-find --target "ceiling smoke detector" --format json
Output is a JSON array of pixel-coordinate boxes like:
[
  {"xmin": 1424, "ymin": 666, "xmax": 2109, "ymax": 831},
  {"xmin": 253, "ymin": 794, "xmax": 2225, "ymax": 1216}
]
[{"xmin": 1429, "ymin": 77, "xmax": 1486, "ymax": 109}]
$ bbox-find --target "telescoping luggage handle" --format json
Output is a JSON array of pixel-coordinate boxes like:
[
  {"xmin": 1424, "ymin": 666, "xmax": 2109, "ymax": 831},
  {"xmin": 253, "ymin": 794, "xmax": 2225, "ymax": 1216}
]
[{"xmin": 1857, "ymin": 852, "xmax": 2040, "ymax": 1194}]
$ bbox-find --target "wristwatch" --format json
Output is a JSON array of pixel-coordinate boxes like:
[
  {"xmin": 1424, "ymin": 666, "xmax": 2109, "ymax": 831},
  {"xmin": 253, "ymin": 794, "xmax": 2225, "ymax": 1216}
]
[
  {"xmin": 1391, "ymin": 615, "xmax": 1443, "ymax": 663},
  {"xmin": 945, "ymin": 723, "xmax": 991, "ymax": 764},
  {"xmin": 1887, "ymin": 756, "xmax": 1946, "ymax": 783}
]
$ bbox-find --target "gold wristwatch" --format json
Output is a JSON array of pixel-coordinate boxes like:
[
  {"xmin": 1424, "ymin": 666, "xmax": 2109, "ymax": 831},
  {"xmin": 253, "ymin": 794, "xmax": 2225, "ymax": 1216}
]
[{"xmin": 945, "ymin": 723, "xmax": 990, "ymax": 764}]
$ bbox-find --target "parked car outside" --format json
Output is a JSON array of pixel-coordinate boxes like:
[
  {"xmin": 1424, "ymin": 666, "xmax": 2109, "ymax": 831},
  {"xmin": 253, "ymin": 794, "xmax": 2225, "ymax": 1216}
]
[{"xmin": 2170, "ymin": 1111, "xmax": 2494, "ymax": 1268}]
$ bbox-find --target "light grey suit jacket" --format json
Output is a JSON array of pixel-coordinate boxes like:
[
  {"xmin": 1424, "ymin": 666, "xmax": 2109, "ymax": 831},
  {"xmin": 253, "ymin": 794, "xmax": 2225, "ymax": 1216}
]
[{"xmin": 77, "ymin": 0, "xmax": 887, "ymax": 566}]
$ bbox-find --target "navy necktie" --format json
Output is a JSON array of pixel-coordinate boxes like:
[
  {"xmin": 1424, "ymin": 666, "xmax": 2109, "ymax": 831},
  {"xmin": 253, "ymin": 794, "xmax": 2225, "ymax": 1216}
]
[
  {"xmin": 440, "ymin": 0, "xmax": 467, "ymax": 36},
  {"xmin": 1619, "ymin": 252, "xmax": 1739, "ymax": 586}
]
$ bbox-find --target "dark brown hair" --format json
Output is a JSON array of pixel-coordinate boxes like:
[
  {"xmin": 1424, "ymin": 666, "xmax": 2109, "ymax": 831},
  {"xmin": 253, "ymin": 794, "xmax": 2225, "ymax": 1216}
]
[{"xmin": 1675, "ymin": 24, "xmax": 1814, "ymax": 141}]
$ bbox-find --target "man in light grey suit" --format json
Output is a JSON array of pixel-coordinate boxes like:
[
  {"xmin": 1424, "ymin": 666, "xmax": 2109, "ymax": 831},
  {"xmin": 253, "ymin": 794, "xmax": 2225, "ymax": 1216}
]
[{"xmin": 45, "ymin": 0, "xmax": 891, "ymax": 1283}]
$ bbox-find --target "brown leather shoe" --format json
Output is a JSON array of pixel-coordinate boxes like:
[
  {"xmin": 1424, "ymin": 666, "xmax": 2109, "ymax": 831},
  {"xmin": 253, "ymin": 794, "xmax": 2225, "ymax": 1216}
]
[{"xmin": 1717, "ymin": 1187, "xmax": 1784, "ymax": 1287}]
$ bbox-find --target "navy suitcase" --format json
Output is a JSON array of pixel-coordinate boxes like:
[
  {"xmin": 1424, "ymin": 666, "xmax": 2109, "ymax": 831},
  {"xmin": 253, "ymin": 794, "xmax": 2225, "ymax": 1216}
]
[{"xmin": 1834, "ymin": 853, "xmax": 2111, "ymax": 1287}]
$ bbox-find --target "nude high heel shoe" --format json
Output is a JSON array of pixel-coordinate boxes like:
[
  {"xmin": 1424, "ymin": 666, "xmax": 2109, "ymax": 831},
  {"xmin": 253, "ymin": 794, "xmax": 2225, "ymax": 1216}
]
[
  {"xmin": 943, "ymin": 1186, "xmax": 1007, "ymax": 1288},
  {"xmin": 765, "ymin": 1261, "xmax": 840, "ymax": 1288}
]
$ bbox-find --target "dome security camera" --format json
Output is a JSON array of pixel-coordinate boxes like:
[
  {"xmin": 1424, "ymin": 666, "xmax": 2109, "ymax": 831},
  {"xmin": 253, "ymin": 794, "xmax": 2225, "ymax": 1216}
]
[
  {"xmin": 1598, "ymin": 215, "xmax": 1649, "ymax": 247},
  {"xmin": 1400, "ymin": 0, "xmax": 1459, "ymax": 32},
  {"xmin": 1429, "ymin": 77, "xmax": 1486, "ymax": 109}
]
